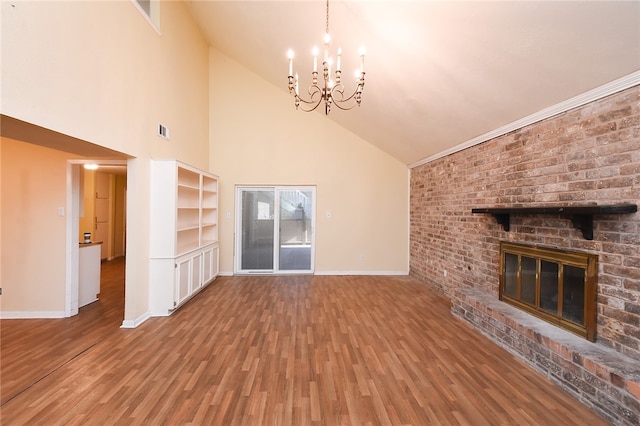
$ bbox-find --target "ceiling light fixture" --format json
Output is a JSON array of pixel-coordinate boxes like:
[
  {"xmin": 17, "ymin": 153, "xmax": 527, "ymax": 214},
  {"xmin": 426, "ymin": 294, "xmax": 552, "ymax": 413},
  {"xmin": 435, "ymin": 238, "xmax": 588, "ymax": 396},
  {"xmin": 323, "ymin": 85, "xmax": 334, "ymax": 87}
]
[
  {"xmin": 84, "ymin": 163, "xmax": 99, "ymax": 170},
  {"xmin": 287, "ymin": 0, "xmax": 365, "ymax": 115}
]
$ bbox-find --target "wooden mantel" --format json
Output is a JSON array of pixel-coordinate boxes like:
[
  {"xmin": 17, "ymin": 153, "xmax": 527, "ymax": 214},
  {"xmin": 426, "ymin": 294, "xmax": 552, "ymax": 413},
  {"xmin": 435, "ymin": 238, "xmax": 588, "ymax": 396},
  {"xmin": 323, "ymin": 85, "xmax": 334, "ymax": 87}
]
[{"xmin": 471, "ymin": 204, "xmax": 637, "ymax": 240}]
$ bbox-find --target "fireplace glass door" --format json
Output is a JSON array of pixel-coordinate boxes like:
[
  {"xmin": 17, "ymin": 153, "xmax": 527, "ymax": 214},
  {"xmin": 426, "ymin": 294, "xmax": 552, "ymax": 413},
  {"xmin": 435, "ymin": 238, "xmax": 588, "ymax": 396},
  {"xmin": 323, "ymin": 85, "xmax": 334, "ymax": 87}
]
[{"xmin": 499, "ymin": 242, "xmax": 597, "ymax": 341}]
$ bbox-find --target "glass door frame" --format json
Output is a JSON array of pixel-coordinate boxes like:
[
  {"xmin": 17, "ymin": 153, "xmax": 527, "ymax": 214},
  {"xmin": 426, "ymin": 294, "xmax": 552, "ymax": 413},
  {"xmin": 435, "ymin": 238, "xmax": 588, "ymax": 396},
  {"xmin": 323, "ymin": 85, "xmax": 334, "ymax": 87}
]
[{"xmin": 234, "ymin": 185, "xmax": 316, "ymax": 275}]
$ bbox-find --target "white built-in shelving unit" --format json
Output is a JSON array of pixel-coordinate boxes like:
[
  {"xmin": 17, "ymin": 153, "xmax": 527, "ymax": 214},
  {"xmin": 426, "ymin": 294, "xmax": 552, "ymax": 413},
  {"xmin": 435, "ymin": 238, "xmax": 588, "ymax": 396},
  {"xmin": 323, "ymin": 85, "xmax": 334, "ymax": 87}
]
[{"xmin": 149, "ymin": 160, "xmax": 219, "ymax": 316}]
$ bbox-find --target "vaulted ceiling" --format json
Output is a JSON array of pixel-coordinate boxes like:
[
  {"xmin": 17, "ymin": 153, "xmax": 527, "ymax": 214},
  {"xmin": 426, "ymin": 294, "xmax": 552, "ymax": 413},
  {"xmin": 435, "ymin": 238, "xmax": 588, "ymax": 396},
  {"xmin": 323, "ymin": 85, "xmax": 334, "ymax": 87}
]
[{"xmin": 186, "ymin": 1, "xmax": 640, "ymax": 166}]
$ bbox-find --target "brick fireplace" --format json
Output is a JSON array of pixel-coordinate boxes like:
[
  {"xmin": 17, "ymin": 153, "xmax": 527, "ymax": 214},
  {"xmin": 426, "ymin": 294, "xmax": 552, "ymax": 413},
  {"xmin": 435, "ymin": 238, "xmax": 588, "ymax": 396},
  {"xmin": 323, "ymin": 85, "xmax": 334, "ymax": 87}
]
[{"xmin": 410, "ymin": 85, "xmax": 640, "ymax": 424}]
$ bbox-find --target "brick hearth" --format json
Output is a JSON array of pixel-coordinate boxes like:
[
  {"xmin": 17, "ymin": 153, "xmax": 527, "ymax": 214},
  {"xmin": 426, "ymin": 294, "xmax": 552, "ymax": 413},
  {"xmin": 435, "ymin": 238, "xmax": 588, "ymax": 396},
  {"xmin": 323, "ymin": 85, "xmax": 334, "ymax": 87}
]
[{"xmin": 452, "ymin": 287, "xmax": 640, "ymax": 425}]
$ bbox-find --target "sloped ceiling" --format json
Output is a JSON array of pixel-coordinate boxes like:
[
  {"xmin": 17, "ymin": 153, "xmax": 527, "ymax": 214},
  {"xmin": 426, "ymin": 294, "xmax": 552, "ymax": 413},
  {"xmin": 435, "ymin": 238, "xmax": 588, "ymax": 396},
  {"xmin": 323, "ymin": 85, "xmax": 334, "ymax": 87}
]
[{"xmin": 186, "ymin": 0, "xmax": 640, "ymax": 166}]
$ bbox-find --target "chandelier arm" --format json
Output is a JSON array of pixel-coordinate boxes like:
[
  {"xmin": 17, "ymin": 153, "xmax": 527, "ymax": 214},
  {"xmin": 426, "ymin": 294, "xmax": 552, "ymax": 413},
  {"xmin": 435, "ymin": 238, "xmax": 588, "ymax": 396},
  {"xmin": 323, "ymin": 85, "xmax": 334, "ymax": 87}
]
[
  {"xmin": 294, "ymin": 85, "xmax": 324, "ymax": 112},
  {"xmin": 296, "ymin": 85, "xmax": 322, "ymax": 104},
  {"xmin": 330, "ymin": 96, "xmax": 359, "ymax": 111},
  {"xmin": 330, "ymin": 85, "xmax": 358, "ymax": 102},
  {"xmin": 328, "ymin": 78, "xmax": 365, "ymax": 110},
  {"xmin": 297, "ymin": 101, "xmax": 323, "ymax": 113}
]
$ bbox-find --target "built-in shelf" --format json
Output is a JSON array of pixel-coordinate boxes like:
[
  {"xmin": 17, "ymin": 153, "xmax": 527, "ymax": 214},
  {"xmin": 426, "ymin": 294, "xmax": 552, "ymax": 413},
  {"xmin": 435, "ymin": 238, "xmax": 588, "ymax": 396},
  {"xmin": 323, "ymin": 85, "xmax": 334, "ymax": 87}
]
[
  {"xmin": 471, "ymin": 204, "xmax": 637, "ymax": 240},
  {"xmin": 150, "ymin": 160, "xmax": 219, "ymax": 316}
]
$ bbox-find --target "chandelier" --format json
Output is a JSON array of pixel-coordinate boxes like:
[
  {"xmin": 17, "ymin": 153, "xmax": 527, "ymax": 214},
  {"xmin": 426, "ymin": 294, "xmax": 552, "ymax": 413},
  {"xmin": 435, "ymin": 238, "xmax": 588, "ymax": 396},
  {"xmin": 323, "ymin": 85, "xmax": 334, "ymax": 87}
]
[{"xmin": 287, "ymin": 0, "xmax": 365, "ymax": 115}]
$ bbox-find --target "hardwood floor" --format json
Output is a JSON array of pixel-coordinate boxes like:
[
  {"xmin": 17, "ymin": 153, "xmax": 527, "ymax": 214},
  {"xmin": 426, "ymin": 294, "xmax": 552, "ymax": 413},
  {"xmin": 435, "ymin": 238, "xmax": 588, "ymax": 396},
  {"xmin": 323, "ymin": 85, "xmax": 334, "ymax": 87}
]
[{"xmin": 1, "ymin": 262, "xmax": 608, "ymax": 425}]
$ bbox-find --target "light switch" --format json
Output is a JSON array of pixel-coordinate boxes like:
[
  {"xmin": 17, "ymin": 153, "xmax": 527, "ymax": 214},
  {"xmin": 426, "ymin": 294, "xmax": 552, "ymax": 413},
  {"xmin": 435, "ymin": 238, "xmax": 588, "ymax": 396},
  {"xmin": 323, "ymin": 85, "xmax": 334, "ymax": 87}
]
[{"xmin": 57, "ymin": 207, "xmax": 65, "ymax": 217}]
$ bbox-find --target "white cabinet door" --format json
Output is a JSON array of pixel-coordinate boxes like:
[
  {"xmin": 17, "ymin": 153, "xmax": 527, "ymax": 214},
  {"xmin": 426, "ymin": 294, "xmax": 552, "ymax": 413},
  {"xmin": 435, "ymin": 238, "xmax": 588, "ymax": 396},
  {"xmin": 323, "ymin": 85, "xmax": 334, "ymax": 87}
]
[
  {"xmin": 191, "ymin": 252, "xmax": 202, "ymax": 291},
  {"xmin": 202, "ymin": 244, "xmax": 219, "ymax": 284},
  {"xmin": 175, "ymin": 256, "xmax": 191, "ymax": 307},
  {"xmin": 78, "ymin": 244, "xmax": 101, "ymax": 307}
]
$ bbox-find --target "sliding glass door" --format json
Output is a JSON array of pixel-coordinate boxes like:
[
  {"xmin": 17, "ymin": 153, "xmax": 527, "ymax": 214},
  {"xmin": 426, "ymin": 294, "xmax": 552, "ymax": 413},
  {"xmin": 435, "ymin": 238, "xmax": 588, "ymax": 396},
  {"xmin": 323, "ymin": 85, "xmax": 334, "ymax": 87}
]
[
  {"xmin": 238, "ymin": 188, "xmax": 275, "ymax": 271},
  {"xmin": 236, "ymin": 186, "xmax": 315, "ymax": 274}
]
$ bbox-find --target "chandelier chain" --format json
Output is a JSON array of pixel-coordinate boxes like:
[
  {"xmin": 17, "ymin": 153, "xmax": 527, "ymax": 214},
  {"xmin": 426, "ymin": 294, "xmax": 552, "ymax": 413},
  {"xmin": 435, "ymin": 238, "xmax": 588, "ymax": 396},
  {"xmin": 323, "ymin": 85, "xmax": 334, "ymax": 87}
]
[{"xmin": 325, "ymin": 0, "xmax": 329, "ymax": 34}]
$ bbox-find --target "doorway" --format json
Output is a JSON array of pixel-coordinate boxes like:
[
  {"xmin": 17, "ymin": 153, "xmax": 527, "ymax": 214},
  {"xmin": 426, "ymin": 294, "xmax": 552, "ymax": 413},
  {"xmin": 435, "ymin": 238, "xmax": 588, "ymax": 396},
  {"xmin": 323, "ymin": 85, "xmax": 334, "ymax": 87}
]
[
  {"xmin": 235, "ymin": 186, "xmax": 315, "ymax": 274},
  {"xmin": 80, "ymin": 167, "xmax": 127, "ymax": 261},
  {"xmin": 67, "ymin": 160, "xmax": 127, "ymax": 318}
]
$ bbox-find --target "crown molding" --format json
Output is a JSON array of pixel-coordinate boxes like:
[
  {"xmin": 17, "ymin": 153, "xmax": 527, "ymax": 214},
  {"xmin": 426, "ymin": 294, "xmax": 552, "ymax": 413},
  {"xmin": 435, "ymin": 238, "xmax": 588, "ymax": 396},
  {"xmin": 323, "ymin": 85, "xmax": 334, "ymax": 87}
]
[{"xmin": 409, "ymin": 70, "xmax": 640, "ymax": 169}]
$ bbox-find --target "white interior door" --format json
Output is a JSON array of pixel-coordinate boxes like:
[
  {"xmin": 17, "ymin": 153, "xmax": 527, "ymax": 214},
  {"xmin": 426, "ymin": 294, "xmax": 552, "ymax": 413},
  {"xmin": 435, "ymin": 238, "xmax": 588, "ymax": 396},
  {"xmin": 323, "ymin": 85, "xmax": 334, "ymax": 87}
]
[{"xmin": 235, "ymin": 186, "xmax": 315, "ymax": 274}]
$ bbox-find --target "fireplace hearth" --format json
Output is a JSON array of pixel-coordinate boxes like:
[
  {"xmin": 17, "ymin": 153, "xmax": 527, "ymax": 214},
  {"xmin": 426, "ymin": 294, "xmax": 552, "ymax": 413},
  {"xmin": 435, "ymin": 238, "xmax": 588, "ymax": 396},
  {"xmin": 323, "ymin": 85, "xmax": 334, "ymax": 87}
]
[{"xmin": 451, "ymin": 287, "xmax": 640, "ymax": 425}]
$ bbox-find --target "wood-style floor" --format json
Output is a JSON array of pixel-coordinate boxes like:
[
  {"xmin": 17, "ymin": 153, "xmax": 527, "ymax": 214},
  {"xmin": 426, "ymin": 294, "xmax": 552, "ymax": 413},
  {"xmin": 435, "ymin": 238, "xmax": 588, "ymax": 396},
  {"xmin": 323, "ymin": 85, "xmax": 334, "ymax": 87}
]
[{"xmin": 1, "ymin": 259, "xmax": 608, "ymax": 425}]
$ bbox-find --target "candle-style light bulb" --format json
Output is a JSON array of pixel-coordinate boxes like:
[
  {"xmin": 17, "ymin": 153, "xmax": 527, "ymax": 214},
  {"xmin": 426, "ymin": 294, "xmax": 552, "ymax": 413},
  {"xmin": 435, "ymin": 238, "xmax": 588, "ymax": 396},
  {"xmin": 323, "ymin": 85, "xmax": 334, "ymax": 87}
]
[
  {"xmin": 323, "ymin": 33, "xmax": 330, "ymax": 62},
  {"xmin": 312, "ymin": 46, "xmax": 319, "ymax": 73},
  {"xmin": 336, "ymin": 47, "xmax": 342, "ymax": 72},
  {"xmin": 287, "ymin": 49, "xmax": 294, "ymax": 76},
  {"xmin": 359, "ymin": 46, "xmax": 366, "ymax": 73}
]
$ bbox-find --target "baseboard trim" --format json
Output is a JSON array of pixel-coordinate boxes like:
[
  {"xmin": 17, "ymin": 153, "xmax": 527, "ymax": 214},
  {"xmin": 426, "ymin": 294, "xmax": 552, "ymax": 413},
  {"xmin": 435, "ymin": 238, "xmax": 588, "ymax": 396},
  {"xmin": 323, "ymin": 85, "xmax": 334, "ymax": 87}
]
[
  {"xmin": 120, "ymin": 311, "xmax": 151, "ymax": 328},
  {"xmin": 314, "ymin": 270, "xmax": 410, "ymax": 276},
  {"xmin": 220, "ymin": 270, "xmax": 410, "ymax": 277},
  {"xmin": 0, "ymin": 310, "xmax": 66, "ymax": 319}
]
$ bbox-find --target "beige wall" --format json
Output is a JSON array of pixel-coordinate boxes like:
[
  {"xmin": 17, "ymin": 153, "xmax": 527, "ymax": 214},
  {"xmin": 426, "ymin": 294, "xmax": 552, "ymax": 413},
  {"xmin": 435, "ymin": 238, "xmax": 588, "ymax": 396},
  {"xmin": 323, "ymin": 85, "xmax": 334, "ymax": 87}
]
[
  {"xmin": 1, "ymin": 1, "xmax": 209, "ymax": 164},
  {"xmin": 210, "ymin": 49, "xmax": 409, "ymax": 274},
  {"xmin": 1, "ymin": 138, "xmax": 80, "ymax": 314},
  {"xmin": 1, "ymin": 1, "xmax": 210, "ymax": 322}
]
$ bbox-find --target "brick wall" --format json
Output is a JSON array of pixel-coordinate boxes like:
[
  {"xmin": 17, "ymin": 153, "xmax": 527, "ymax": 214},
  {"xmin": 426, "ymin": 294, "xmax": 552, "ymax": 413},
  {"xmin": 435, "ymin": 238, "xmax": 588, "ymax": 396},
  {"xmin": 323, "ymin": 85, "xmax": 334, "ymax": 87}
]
[{"xmin": 410, "ymin": 85, "xmax": 640, "ymax": 361}]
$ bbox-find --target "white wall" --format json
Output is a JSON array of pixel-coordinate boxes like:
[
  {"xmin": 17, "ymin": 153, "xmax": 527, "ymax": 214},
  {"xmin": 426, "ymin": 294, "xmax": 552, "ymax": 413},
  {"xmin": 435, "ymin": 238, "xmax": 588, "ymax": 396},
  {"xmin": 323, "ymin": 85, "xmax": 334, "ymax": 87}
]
[
  {"xmin": 1, "ymin": 1, "xmax": 210, "ymax": 322},
  {"xmin": 209, "ymin": 50, "xmax": 409, "ymax": 274}
]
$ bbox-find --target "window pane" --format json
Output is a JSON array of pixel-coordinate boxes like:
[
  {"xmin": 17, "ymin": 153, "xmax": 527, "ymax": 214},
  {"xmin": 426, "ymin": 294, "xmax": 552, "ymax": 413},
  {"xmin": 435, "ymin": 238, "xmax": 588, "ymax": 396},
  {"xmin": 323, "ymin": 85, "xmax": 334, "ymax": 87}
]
[
  {"xmin": 540, "ymin": 261, "xmax": 559, "ymax": 314},
  {"xmin": 241, "ymin": 190, "xmax": 274, "ymax": 270},
  {"xmin": 563, "ymin": 265, "xmax": 585, "ymax": 325},
  {"xmin": 521, "ymin": 257, "xmax": 536, "ymax": 305},
  {"xmin": 279, "ymin": 189, "xmax": 312, "ymax": 271},
  {"xmin": 504, "ymin": 253, "xmax": 518, "ymax": 298}
]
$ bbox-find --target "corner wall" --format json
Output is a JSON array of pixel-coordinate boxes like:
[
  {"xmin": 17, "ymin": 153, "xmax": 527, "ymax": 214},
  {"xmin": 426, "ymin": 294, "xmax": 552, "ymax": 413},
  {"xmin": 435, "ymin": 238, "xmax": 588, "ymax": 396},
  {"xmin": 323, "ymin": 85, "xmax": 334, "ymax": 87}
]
[
  {"xmin": 410, "ymin": 86, "xmax": 640, "ymax": 361},
  {"xmin": 209, "ymin": 49, "xmax": 409, "ymax": 275},
  {"xmin": 1, "ymin": 1, "xmax": 210, "ymax": 322}
]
